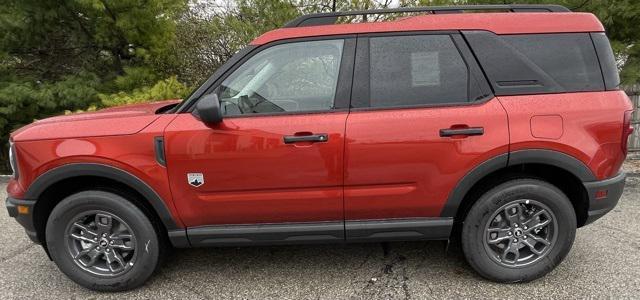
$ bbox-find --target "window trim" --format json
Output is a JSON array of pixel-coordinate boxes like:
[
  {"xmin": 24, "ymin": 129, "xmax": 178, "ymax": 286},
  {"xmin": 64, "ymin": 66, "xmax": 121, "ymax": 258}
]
[
  {"xmin": 184, "ymin": 35, "xmax": 357, "ymax": 117},
  {"xmin": 350, "ymin": 31, "xmax": 493, "ymax": 112},
  {"xmin": 590, "ymin": 32, "xmax": 620, "ymax": 91}
]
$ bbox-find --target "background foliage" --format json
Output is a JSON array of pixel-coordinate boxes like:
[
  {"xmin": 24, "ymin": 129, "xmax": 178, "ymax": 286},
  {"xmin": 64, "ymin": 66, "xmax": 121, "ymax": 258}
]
[{"xmin": 1, "ymin": 0, "xmax": 639, "ymax": 171}]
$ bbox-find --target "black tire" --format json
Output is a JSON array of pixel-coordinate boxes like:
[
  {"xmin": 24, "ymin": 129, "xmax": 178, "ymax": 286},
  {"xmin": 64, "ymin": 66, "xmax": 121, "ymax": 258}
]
[
  {"xmin": 461, "ymin": 178, "xmax": 576, "ymax": 282},
  {"xmin": 45, "ymin": 191, "xmax": 162, "ymax": 291}
]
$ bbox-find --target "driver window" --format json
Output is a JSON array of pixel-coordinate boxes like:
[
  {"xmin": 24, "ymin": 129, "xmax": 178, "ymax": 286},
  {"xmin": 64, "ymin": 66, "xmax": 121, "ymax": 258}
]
[{"xmin": 216, "ymin": 39, "xmax": 344, "ymax": 116}]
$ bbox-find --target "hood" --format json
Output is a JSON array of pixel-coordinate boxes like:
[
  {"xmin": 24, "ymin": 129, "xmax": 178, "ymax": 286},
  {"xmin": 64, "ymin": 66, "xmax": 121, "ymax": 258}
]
[{"xmin": 11, "ymin": 100, "xmax": 180, "ymax": 142}]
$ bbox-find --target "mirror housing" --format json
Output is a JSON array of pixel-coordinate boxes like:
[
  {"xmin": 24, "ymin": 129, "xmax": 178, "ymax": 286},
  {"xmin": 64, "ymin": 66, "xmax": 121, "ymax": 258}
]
[{"xmin": 195, "ymin": 93, "xmax": 223, "ymax": 125}]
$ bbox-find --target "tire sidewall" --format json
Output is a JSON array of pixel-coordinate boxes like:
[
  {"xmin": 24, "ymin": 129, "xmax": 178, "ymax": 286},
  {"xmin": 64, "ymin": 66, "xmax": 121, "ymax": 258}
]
[
  {"xmin": 45, "ymin": 191, "xmax": 160, "ymax": 291},
  {"xmin": 462, "ymin": 179, "xmax": 577, "ymax": 282}
]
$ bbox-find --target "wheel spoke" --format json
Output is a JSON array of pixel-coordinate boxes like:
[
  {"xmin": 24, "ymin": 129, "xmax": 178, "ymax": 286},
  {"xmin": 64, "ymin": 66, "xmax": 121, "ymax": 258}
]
[
  {"xmin": 524, "ymin": 209, "xmax": 551, "ymax": 230},
  {"xmin": 529, "ymin": 219, "xmax": 551, "ymax": 232},
  {"xmin": 110, "ymin": 233, "xmax": 132, "ymax": 240},
  {"xmin": 112, "ymin": 251, "xmax": 127, "ymax": 270},
  {"xmin": 95, "ymin": 213, "xmax": 113, "ymax": 233},
  {"xmin": 522, "ymin": 238, "xmax": 544, "ymax": 255},
  {"xmin": 526, "ymin": 233, "xmax": 551, "ymax": 246},
  {"xmin": 72, "ymin": 222, "xmax": 97, "ymax": 238},
  {"xmin": 81, "ymin": 249, "xmax": 102, "ymax": 267},
  {"xmin": 503, "ymin": 204, "xmax": 522, "ymax": 226},
  {"xmin": 104, "ymin": 250, "xmax": 126, "ymax": 272},
  {"xmin": 500, "ymin": 240, "xmax": 520, "ymax": 264},
  {"xmin": 74, "ymin": 247, "xmax": 94, "ymax": 259},
  {"xmin": 70, "ymin": 233, "xmax": 98, "ymax": 244},
  {"xmin": 487, "ymin": 227, "xmax": 511, "ymax": 244},
  {"xmin": 110, "ymin": 239, "xmax": 134, "ymax": 251},
  {"xmin": 525, "ymin": 217, "xmax": 551, "ymax": 233}
]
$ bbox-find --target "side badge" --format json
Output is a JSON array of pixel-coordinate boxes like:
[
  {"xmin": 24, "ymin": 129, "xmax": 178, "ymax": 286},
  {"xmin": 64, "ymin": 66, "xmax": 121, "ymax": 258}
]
[{"xmin": 187, "ymin": 173, "xmax": 204, "ymax": 187}]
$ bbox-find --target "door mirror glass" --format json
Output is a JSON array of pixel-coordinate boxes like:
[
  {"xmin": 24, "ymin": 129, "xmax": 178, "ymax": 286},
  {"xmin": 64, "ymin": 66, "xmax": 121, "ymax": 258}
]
[{"xmin": 195, "ymin": 93, "xmax": 223, "ymax": 125}]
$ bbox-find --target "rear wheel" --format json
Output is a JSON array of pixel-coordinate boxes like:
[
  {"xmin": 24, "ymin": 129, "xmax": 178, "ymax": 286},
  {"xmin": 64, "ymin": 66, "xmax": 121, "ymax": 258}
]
[
  {"xmin": 461, "ymin": 179, "xmax": 576, "ymax": 282},
  {"xmin": 46, "ymin": 191, "xmax": 162, "ymax": 291}
]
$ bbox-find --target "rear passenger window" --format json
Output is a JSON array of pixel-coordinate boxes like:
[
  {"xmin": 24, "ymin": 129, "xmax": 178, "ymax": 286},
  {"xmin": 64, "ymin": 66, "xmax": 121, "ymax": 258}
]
[{"xmin": 368, "ymin": 35, "xmax": 470, "ymax": 108}]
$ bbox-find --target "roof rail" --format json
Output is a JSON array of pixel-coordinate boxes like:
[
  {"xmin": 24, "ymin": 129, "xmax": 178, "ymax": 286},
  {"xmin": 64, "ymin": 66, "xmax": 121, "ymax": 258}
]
[{"xmin": 283, "ymin": 4, "xmax": 571, "ymax": 28}]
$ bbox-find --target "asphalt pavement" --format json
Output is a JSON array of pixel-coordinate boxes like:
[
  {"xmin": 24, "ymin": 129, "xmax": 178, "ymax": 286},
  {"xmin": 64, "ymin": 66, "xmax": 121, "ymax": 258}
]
[{"xmin": 1, "ymin": 163, "xmax": 639, "ymax": 299}]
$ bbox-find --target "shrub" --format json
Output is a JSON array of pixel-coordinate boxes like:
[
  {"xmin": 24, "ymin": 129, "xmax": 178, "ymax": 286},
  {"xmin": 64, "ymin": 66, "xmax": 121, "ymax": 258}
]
[{"xmin": 99, "ymin": 76, "xmax": 190, "ymax": 107}]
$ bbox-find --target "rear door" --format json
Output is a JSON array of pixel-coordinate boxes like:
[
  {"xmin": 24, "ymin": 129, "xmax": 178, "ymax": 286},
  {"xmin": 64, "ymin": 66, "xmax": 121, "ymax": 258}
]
[
  {"xmin": 344, "ymin": 33, "xmax": 509, "ymax": 241},
  {"xmin": 164, "ymin": 38, "xmax": 355, "ymax": 239}
]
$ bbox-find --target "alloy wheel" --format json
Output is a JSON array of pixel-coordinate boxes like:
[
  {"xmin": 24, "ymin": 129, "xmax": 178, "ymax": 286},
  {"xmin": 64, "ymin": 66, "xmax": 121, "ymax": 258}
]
[
  {"xmin": 64, "ymin": 210, "xmax": 137, "ymax": 277},
  {"xmin": 483, "ymin": 199, "xmax": 558, "ymax": 268}
]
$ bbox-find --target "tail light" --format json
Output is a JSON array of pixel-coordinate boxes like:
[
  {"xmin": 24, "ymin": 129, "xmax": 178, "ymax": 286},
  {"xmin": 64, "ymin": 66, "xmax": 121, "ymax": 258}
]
[{"xmin": 622, "ymin": 110, "xmax": 634, "ymax": 155}]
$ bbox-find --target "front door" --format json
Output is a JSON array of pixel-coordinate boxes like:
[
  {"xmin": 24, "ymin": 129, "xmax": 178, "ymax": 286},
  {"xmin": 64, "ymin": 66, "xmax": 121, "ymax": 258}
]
[{"xmin": 164, "ymin": 38, "xmax": 355, "ymax": 238}]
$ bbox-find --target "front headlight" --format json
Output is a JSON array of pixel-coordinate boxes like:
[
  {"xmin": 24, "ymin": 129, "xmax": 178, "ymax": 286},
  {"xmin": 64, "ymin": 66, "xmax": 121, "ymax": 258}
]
[{"xmin": 8, "ymin": 141, "xmax": 18, "ymax": 179}]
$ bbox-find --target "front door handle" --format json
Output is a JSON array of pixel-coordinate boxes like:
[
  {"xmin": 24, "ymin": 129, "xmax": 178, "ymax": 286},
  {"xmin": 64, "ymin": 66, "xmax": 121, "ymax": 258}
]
[
  {"xmin": 439, "ymin": 127, "xmax": 484, "ymax": 137},
  {"xmin": 283, "ymin": 133, "xmax": 329, "ymax": 144}
]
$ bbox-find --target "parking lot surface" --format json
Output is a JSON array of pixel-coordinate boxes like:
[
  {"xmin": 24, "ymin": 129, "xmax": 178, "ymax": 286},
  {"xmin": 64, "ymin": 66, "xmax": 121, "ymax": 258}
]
[{"xmin": 1, "ymin": 161, "xmax": 639, "ymax": 299}]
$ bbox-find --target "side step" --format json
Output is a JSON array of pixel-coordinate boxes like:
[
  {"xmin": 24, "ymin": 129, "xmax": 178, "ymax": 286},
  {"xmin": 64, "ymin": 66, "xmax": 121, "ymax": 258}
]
[
  {"xmin": 183, "ymin": 218, "xmax": 453, "ymax": 247},
  {"xmin": 345, "ymin": 218, "xmax": 453, "ymax": 242}
]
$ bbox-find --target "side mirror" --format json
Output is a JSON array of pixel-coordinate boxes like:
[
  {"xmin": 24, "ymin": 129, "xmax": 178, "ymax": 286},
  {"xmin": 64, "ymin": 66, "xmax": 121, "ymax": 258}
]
[{"xmin": 195, "ymin": 93, "xmax": 223, "ymax": 125}]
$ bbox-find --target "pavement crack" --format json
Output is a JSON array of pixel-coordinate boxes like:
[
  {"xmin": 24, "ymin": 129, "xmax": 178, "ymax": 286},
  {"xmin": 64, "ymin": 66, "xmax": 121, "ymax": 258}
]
[{"xmin": 351, "ymin": 244, "xmax": 411, "ymax": 300}]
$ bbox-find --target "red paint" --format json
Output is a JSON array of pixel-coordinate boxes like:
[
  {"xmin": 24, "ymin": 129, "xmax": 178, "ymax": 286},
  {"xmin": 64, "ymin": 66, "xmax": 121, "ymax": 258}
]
[
  {"xmin": 344, "ymin": 98, "xmax": 509, "ymax": 219},
  {"xmin": 7, "ymin": 91, "xmax": 630, "ymax": 228},
  {"xmin": 9, "ymin": 102, "xmax": 184, "ymax": 227},
  {"xmin": 252, "ymin": 13, "xmax": 603, "ymax": 45},
  {"xmin": 12, "ymin": 100, "xmax": 179, "ymax": 141},
  {"xmin": 163, "ymin": 112, "xmax": 347, "ymax": 226},
  {"xmin": 498, "ymin": 91, "xmax": 633, "ymax": 180}
]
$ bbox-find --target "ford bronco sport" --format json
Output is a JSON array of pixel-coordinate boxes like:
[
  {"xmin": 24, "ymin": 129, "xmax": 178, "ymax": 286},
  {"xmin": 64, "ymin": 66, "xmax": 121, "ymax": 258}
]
[{"xmin": 5, "ymin": 4, "xmax": 634, "ymax": 291}]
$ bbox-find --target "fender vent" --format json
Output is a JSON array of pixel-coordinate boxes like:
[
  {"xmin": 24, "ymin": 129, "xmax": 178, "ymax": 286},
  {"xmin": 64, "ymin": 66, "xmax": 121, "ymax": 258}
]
[{"xmin": 154, "ymin": 137, "xmax": 166, "ymax": 167}]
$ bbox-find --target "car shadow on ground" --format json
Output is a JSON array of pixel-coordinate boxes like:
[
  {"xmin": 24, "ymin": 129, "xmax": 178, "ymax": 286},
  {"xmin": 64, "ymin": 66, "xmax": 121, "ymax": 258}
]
[{"xmin": 151, "ymin": 239, "xmax": 483, "ymax": 298}]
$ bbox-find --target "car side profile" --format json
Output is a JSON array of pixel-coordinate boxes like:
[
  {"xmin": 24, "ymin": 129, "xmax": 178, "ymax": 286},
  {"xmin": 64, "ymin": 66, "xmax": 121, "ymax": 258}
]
[{"xmin": 5, "ymin": 4, "xmax": 634, "ymax": 291}]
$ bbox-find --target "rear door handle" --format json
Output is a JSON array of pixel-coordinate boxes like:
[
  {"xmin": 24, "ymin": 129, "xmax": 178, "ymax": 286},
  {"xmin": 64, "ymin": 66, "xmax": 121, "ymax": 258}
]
[
  {"xmin": 439, "ymin": 127, "xmax": 484, "ymax": 137},
  {"xmin": 283, "ymin": 133, "xmax": 329, "ymax": 144}
]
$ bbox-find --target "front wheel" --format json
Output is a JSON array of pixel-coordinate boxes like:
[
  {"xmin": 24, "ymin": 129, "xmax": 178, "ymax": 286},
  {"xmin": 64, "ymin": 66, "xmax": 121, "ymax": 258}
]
[
  {"xmin": 46, "ymin": 191, "xmax": 162, "ymax": 291},
  {"xmin": 461, "ymin": 179, "xmax": 577, "ymax": 282}
]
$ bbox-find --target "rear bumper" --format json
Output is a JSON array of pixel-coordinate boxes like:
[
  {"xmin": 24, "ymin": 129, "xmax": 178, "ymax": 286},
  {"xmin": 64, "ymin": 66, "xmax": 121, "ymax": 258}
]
[
  {"xmin": 5, "ymin": 196, "xmax": 39, "ymax": 243},
  {"xmin": 583, "ymin": 172, "xmax": 626, "ymax": 226}
]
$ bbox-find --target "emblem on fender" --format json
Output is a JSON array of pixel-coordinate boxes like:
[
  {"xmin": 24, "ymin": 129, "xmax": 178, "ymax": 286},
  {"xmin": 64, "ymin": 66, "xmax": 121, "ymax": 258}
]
[{"xmin": 187, "ymin": 173, "xmax": 204, "ymax": 187}]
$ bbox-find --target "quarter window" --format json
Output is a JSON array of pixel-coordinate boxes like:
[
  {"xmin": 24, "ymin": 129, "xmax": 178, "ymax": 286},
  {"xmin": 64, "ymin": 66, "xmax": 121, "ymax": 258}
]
[
  {"xmin": 501, "ymin": 33, "xmax": 603, "ymax": 92},
  {"xmin": 216, "ymin": 39, "xmax": 344, "ymax": 116},
  {"xmin": 463, "ymin": 31, "xmax": 605, "ymax": 95},
  {"xmin": 368, "ymin": 35, "xmax": 470, "ymax": 108}
]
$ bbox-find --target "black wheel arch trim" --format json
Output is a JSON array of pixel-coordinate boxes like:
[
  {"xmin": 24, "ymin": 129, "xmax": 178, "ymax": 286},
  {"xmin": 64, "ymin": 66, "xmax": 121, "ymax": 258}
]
[
  {"xmin": 508, "ymin": 149, "xmax": 596, "ymax": 182},
  {"xmin": 24, "ymin": 163, "xmax": 180, "ymax": 231},
  {"xmin": 440, "ymin": 153, "xmax": 509, "ymax": 217},
  {"xmin": 440, "ymin": 149, "xmax": 596, "ymax": 218}
]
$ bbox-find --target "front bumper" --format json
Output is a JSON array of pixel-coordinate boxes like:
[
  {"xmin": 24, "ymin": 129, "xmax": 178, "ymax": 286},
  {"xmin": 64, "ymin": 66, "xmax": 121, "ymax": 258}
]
[
  {"xmin": 583, "ymin": 172, "xmax": 626, "ymax": 226},
  {"xmin": 5, "ymin": 196, "xmax": 39, "ymax": 243}
]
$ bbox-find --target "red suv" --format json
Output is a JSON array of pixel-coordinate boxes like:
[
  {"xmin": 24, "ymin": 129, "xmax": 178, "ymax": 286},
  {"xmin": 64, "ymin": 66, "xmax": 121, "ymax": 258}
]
[{"xmin": 5, "ymin": 5, "xmax": 634, "ymax": 291}]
